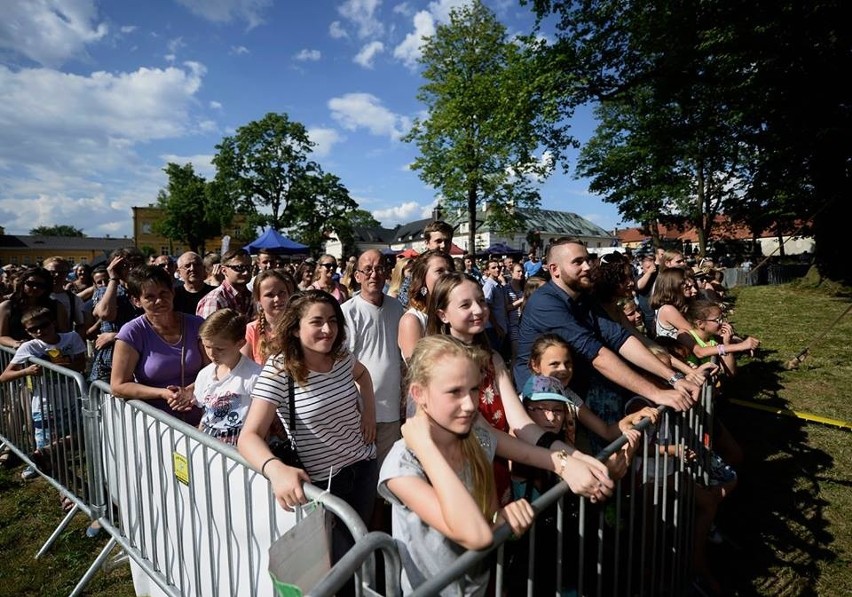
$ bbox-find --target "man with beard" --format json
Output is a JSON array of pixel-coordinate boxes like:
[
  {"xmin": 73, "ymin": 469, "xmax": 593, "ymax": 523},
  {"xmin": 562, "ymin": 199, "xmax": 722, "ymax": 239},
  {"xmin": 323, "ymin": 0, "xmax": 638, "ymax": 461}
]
[{"xmin": 513, "ymin": 237, "xmax": 699, "ymax": 451}]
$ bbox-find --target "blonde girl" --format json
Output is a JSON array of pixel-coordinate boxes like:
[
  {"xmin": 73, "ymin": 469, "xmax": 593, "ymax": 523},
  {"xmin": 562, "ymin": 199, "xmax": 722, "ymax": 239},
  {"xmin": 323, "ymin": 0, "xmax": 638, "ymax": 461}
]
[
  {"xmin": 682, "ymin": 299, "xmax": 760, "ymax": 376},
  {"xmin": 397, "ymin": 250, "xmax": 453, "ymax": 362},
  {"xmin": 387, "ymin": 257, "xmax": 412, "ymax": 299},
  {"xmin": 242, "ymin": 269, "xmax": 296, "ymax": 365},
  {"xmin": 426, "ymin": 272, "xmax": 614, "ymax": 502}
]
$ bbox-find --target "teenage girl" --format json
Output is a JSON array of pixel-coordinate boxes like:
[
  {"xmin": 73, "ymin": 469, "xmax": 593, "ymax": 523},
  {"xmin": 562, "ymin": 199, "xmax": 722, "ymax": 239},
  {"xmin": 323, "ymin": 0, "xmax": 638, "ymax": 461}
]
[
  {"xmin": 380, "ymin": 335, "xmax": 611, "ymax": 595},
  {"xmin": 242, "ymin": 269, "xmax": 296, "ymax": 365},
  {"xmin": 426, "ymin": 272, "xmax": 613, "ymax": 503},
  {"xmin": 397, "ymin": 250, "xmax": 453, "ymax": 362},
  {"xmin": 650, "ymin": 267, "xmax": 698, "ymax": 339},
  {"xmin": 238, "ymin": 289, "xmax": 377, "ymax": 564}
]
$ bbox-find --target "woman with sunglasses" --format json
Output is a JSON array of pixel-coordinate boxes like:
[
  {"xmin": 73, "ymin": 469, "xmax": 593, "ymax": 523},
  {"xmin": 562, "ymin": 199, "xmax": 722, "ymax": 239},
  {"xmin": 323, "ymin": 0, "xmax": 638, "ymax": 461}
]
[
  {"xmin": 311, "ymin": 254, "xmax": 349, "ymax": 303},
  {"xmin": 0, "ymin": 267, "xmax": 70, "ymax": 349}
]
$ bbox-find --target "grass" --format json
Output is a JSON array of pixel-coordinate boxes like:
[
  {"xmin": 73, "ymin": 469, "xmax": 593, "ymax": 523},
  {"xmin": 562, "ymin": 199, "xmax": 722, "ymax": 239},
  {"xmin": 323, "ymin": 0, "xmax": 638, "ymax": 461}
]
[{"xmin": 1, "ymin": 280, "xmax": 850, "ymax": 596}]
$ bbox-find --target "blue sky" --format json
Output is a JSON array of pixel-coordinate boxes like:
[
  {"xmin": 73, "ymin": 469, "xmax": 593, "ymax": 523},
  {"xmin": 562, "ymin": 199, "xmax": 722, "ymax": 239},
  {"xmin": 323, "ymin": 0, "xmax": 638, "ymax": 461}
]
[{"xmin": 0, "ymin": 0, "xmax": 631, "ymax": 240}]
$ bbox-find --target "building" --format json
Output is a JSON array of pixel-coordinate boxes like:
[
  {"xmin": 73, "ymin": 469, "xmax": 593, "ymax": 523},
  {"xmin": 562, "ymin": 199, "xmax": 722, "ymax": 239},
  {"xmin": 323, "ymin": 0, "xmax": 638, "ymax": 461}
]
[
  {"xmin": 324, "ymin": 207, "xmax": 616, "ymax": 258},
  {"xmin": 0, "ymin": 235, "xmax": 129, "ymax": 267},
  {"xmin": 132, "ymin": 206, "xmax": 250, "ymax": 256}
]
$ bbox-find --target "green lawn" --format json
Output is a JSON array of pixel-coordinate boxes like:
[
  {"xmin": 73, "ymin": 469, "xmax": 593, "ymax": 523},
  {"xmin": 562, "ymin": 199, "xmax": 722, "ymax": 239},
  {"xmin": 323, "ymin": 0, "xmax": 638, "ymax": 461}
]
[{"xmin": 0, "ymin": 280, "xmax": 849, "ymax": 596}]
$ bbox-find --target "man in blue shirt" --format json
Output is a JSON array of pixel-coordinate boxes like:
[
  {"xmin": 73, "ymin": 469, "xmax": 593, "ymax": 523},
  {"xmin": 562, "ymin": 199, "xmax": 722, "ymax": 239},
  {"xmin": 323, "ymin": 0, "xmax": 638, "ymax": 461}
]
[
  {"xmin": 523, "ymin": 250, "xmax": 542, "ymax": 277},
  {"xmin": 513, "ymin": 237, "xmax": 699, "ymax": 448}
]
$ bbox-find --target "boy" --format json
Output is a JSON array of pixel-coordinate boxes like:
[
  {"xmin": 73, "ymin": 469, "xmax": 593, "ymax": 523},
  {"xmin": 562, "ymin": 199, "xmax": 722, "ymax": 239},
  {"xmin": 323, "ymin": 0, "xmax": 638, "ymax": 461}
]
[{"xmin": 0, "ymin": 307, "xmax": 86, "ymax": 479}]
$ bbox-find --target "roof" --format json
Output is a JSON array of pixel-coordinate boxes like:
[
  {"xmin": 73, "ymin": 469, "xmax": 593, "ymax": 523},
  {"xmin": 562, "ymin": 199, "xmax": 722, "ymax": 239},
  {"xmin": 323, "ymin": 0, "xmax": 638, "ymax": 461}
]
[
  {"xmin": 351, "ymin": 226, "xmax": 398, "ymax": 244},
  {"xmin": 518, "ymin": 209, "xmax": 613, "ymax": 238},
  {"xmin": 392, "ymin": 218, "xmax": 435, "ymax": 243},
  {"xmin": 0, "ymin": 235, "xmax": 129, "ymax": 251},
  {"xmin": 615, "ymin": 216, "xmax": 812, "ymax": 245}
]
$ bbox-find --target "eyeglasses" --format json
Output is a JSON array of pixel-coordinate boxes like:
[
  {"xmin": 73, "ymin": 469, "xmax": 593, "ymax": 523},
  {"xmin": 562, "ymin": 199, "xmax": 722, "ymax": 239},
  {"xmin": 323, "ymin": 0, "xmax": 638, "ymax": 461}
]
[
  {"xmin": 25, "ymin": 321, "xmax": 51, "ymax": 333},
  {"xmin": 357, "ymin": 266, "xmax": 386, "ymax": 277},
  {"xmin": 703, "ymin": 316, "xmax": 726, "ymax": 324},
  {"xmin": 526, "ymin": 405, "xmax": 566, "ymax": 416},
  {"xmin": 24, "ymin": 280, "xmax": 48, "ymax": 290},
  {"xmin": 225, "ymin": 264, "xmax": 250, "ymax": 273},
  {"xmin": 319, "ymin": 263, "xmax": 336, "ymax": 270}
]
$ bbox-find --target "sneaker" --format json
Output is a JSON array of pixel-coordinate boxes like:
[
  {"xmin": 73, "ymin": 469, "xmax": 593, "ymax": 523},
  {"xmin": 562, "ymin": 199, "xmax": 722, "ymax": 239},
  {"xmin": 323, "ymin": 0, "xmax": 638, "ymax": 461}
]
[
  {"xmin": 707, "ymin": 451, "xmax": 737, "ymax": 486},
  {"xmin": 21, "ymin": 465, "xmax": 38, "ymax": 480}
]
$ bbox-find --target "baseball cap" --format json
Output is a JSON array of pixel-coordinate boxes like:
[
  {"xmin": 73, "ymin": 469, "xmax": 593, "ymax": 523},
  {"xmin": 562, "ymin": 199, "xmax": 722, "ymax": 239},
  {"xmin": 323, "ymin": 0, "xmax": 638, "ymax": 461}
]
[{"xmin": 520, "ymin": 375, "xmax": 572, "ymax": 404}]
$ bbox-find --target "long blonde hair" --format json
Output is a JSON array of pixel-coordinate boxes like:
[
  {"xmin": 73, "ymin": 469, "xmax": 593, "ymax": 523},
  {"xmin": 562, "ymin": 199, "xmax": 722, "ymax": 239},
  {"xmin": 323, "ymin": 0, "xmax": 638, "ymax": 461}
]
[
  {"xmin": 406, "ymin": 335, "xmax": 494, "ymax": 517},
  {"xmin": 388, "ymin": 257, "xmax": 411, "ymax": 298}
]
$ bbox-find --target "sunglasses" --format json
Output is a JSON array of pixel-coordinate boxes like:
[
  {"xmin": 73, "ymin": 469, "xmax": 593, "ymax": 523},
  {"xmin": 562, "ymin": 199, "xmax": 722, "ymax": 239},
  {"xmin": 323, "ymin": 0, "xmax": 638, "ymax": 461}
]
[
  {"xmin": 25, "ymin": 321, "xmax": 52, "ymax": 333},
  {"xmin": 225, "ymin": 264, "xmax": 251, "ymax": 273},
  {"xmin": 24, "ymin": 280, "xmax": 48, "ymax": 290},
  {"xmin": 319, "ymin": 263, "xmax": 336, "ymax": 270},
  {"xmin": 357, "ymin": 266, "xmax": 386, "ymax": 277},
  {"xmin": 703, "ymin": 316, "xmax": 726, "ymax": 324}
]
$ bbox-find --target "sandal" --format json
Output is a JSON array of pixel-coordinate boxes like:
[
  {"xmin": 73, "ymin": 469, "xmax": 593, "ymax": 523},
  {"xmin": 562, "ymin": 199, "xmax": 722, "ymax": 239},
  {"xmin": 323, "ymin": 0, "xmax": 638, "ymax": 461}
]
[
  {"xmin": 86, "ymin": 521, "xmax": 102, "ymax": 538},
  {"xmin": 60, "ymin": 495, "xmax": 75, "ymax": 513}
]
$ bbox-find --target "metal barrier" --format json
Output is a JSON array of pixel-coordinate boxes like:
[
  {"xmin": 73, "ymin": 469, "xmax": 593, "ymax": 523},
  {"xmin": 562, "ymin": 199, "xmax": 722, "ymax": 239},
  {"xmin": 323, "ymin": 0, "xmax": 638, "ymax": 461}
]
[
  {"xmin": 81, "ymin": 379, "xmax": 384, "ymax": 597},
  {"xmin": 308, "ymin": 378, "xmax": 719, "ymax": 597},
  {"xmin": 0, "ymin": 345, "xmax": 95, "ymax": 559}
]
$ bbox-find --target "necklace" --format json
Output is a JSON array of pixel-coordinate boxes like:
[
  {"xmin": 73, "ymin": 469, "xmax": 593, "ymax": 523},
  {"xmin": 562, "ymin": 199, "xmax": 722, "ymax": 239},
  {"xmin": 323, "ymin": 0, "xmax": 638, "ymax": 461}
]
[{"xmin": 145, "ymin": 313, "xmax": 183, "ymax": 346}]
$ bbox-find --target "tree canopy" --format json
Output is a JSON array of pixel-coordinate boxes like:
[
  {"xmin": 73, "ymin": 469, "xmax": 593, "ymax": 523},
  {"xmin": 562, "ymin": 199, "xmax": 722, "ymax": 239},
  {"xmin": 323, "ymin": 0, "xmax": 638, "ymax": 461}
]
[
  {"xmin": 405, "ymin": 0, "xmax": 571, "ymax": 252},
  {"xmin": 529, "ymin": 0, "xmax": 851, "ymax": 281},
  {"xmin": 30, "ymin": 225, "xmax": 85, "ymax": 237}
]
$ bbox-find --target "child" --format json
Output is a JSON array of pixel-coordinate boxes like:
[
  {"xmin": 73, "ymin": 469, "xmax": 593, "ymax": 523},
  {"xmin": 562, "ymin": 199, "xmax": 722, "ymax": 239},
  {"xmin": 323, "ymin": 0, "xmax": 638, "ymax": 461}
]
[
  {"xmin": 378, "ymin": 335, "xmax": 536, "ymax": 596},
  {"xmin": 194, "ymin": 309, "xmax": 262, "ymax": 445},
  {"xmin": 525, "ymin": 334, "xmax": 656, "ymax": 455},
  {"xmin": 680, "ymin": 299, "xmax": 760, "ymax": 377},
  {"xmin": 241, "ymin": 269, "xmax": 295, "ymax": 365},
  {"xmin": 0, "ymin": 307, "xmax": 86, "ymax": 480}
]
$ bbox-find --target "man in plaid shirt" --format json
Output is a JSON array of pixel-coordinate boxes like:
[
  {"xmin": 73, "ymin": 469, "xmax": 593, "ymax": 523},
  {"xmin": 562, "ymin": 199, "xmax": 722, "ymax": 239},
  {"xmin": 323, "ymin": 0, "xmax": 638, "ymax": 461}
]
[{"xmin": 196, "ymin": 248, "xmax": 254, "ymax": 319}]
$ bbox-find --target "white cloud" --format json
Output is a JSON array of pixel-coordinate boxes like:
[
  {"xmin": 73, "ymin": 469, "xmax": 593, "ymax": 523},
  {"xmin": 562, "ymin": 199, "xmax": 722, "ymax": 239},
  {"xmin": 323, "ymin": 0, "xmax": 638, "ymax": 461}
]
[
  {"xmin": 0, "ymin": 0, "xmax": 108, "ymax": 68},
  {"xmin": 0, "ymin": 62, "xmax": 207, "ymax": 235},
  {"xmin": 393, "ymin": 10, "xmax": 434, "ymax": 69},
  {"xmin": 307, "ymin": 127, "xmax": 344, "ymax": 158},
  {"xmin": 328, "ymin": 93, "xmax": 411, "ymax": 140},
  {"xmin": 373, "ymin": 201, "xmax": 425, "ymax": 225},
  {"xmin": 210, "ymin": 100, "xmax": 223, "ymax": 110},
  {"xmin": 337, "ymin": 0, "xmax": 384, "ymax": 39},
  {"xmin": 393, "ymin": 0, "xmax": 468, "ymax": 69},
  {"xmin": 294, "ymin": 49, "xmax": 322, "ymax": 62},
  {"xmin": 175, "ymin": 0, "xmax": 272, "ymax": 29},
  {"xmin": 329, "ymin": 21, "xmax": 348, "ymax": 39},
  {"xmin": 393, "ymin": 2, "xmax": 413, "ymax": 17},
  {"xmin": 120, "ymin": 25, "xmax": 138, "ymax": 34},
  {"xmin": 159, "ymin": 153, "xmax": 217, "ymax": 179},
  {"xmin": 353, "ymin": 41, "xmax": 384, "ymax": 68},
  {"xmin": 230, "ymin": 45, "xmax": 250, "ymax": 55}
]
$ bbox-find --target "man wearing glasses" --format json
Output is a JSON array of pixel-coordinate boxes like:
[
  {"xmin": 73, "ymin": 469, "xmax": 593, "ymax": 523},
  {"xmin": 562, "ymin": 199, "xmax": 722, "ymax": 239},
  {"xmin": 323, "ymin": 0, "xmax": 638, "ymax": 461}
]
[
  {"xmin": 173, "ymin": 252, "xmax": 214, "ymax": 315},
  {"xmin": 341, "ymin": 249, "xmax": 404, "ymax": 531},
  {"xmin": 196, "ymin": 249, "xmax": 254, "ymax": 319}
]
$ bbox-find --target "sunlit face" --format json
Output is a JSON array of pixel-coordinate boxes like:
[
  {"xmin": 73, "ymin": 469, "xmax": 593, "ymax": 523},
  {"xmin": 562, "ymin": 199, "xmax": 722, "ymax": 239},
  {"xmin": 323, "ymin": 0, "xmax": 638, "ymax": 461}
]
[
  {"xmin": 426, "ymin": 232, "xmax": 450, "ymax": 252},
  {"xmin": 355, "ymin": 251, "xmax": 387, "ymax": 298},
  {"xmin": 682, "ymin": 277, "xmax": 698, "ymax": 297},
  {"xmin": 412, "ymin": 354, "xmax": 480, "ymax": 436},
  {"xmin": 550, "ymin": 243, "xmax": 592, "ymax": 293},
  {"xmin": 223, "ymin": 257, "xmax": 252, "ymax": 286},
  {"xmin": 526, "ymin": 399, "xmax": 570, "ymax": 438},
  {"xmin": 202, "ymin": 336, "xmax": 244, "ymax": 366},
  {"xmin": 486, "ymin": 261, "xmax": 500, "ymax": 279},
  {"xmin": 315, "ymin": 259, "xmax": 337, "ymax": 282},
  {"xmin": 438, "ymin": 280, "xmax": 488, "ymax": 342},
  {"xmin": 134, "ymin": 282, "xmax": 174, "ymax": 315},
  {"xmin": 296, "ymin": 302, "xmax": 339, "ymax": 356},
  {"xmin": 258, "ymin": 277, "xmax": 291, "ymax": 321},
  {"xmin": 258, "ymin": 254, "xmax": 280, "ymax": 271},
  {"xmin": 534, "ymin": 344, "xmax": 574, "ymax": 386},
  {"xmin": 623, "ymin": 303, "xmax": 643, "ymax": 327},
  {"xmin": 511, "ymin": 264, "xmax": 524, "ymax": 281},
  {"xmin": 424, "ymin": 257, "xmax": 450, "ymax": 293},
  {"xmin": 666, "ymin": 254, "xmax": 686, "ymax": 268},
  {"xmin": 178, "ymin": 256, "xmax": 204, "ymax": 283}
]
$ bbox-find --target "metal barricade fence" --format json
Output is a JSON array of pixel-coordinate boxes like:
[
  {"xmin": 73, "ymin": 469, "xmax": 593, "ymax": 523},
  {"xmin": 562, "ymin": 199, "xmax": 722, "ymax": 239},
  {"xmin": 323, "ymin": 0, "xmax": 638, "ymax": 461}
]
[
  {"xmin": 82, "ymin": 379, "xmax": 391, "ymax": 597},
  {"xmin": 0, "ymin": 345, "xmax": 95, "ymax": 559},
  {"xmin": 309, "ymin": 378, "xmax": 718, "ymax": 597}
]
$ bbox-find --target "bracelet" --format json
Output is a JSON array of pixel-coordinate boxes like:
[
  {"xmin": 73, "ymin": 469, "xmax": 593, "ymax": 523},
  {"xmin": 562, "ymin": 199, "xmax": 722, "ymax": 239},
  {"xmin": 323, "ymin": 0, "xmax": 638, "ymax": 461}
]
[
  {"xmin": 666, "ymin": 372, "xmax": 686, "ymax": 387},
  {"xmin": 554, "ymin": 449, "xmax": 569, "ymax": 477},
  {"xmin": 260, "ymin": 456, "xmax": 281, "ymax": 478},
  {"xmin": 717, "ymin": 344, "xmax": 727, "ymax": 356},
  {"xmin": 536, "ymin": 431, "xmax": 561, "ymax": 449}
]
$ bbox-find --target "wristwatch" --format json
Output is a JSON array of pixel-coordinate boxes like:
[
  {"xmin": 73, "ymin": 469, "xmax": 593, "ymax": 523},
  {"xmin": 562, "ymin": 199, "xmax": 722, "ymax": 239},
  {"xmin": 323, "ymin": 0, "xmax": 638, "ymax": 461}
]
[{"xmin": 667, "ymin": 372, "xmax": 686, "ymax": 387}]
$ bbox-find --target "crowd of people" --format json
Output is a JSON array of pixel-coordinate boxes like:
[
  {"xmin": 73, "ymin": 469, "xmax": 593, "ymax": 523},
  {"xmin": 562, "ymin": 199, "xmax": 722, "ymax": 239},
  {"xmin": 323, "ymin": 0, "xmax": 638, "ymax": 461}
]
[{"xmin": 0, "ymin": 227, "xmax": 761, "ymax": 595}]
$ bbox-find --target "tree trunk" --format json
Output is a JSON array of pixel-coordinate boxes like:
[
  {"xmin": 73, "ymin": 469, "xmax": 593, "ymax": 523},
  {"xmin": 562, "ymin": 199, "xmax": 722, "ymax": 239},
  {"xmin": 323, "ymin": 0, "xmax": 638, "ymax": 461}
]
[{"xmin": 467, "ymin": 186, "xmax": 478, "ymax": 256}]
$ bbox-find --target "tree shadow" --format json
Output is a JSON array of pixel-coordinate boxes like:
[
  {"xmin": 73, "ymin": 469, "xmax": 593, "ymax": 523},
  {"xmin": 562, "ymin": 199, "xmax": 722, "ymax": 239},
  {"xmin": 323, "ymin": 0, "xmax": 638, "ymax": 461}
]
[{"xmin": 710, "ymin": 357, "xmax": 839, "ymax": 596}]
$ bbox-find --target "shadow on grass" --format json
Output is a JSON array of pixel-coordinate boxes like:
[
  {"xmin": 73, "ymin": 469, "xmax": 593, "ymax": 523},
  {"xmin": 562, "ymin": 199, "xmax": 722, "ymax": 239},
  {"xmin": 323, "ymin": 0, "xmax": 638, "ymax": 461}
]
[{"xmin": 712, "ymin": 357, "xmax": 839, "ymax": 596}]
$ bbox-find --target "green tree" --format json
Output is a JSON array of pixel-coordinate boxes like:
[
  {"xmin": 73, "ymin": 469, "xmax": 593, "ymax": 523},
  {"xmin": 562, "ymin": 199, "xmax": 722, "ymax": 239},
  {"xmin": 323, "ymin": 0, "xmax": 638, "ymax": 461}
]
[
  {"xmin": 155, "ymin": 163, "xmax": 234, "ymax": 254},
  {"xmin": 405, "ymin": 0, "xmax": 571, "ymax": 252},
  {"xmin": 529, "ymin": 0, "xmax": 851, "ymax": 281},
  {"xmin": 30, "ymin": 225, "xmax": 85, "ymax": 237},
  {"xmin": 290, "ymin": 171, "xmax": 359, "ymax": 255},
  {"xmin": 213, "ymin": 113, "xmax": 319, "ymax": 232}
]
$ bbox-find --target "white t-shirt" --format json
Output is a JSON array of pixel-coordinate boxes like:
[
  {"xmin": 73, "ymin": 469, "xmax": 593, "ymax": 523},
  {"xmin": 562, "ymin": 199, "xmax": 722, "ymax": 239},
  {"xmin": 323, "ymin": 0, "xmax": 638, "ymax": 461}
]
[
  {"xmin": 12, "ymin": 333, "xmax": 86, "ymax": 415},
  {"xmin": 193, "ymin": 354, "xmax": 262, "ymax": 440},
  {"xmin": 251, "ymin": 352, "xmax": 376, "ymax": 480},
  {"xmin": 342, "ymin": 293, "xmax": 405, "ymax": 423}
]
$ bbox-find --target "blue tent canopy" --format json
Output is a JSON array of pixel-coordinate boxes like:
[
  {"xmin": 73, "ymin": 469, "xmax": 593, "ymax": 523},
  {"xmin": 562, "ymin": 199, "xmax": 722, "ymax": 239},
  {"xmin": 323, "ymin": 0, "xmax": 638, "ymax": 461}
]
[
  {"xmin": 243, "ymin": 228, "xmax": 309, "ymax": 255},
  {"xmin": 477, "ymin": 242, "xmax": 523, "ymax": 257}
]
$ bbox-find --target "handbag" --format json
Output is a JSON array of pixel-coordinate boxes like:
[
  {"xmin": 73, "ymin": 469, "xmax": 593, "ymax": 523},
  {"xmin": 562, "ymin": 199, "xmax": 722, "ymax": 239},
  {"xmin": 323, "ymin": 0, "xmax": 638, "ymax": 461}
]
[
  {"xmin": 268, "ymin": 501, "xmax": 333, "ymax": 596},
  {"xmin": 268, "ymin": 374, "xmax": 304, "ymax": 469}
]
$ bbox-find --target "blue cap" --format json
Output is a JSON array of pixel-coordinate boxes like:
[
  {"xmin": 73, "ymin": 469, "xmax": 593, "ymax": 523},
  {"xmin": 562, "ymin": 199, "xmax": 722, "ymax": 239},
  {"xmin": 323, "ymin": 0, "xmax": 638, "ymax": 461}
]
[{"xmin": 520, "ymin": 375, "xmax": 571, "ymax": 404}]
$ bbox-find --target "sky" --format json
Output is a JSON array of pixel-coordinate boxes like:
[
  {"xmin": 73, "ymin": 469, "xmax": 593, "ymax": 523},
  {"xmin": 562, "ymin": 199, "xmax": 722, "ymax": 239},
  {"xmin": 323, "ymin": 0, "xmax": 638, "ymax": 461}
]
[{"xmin": 0, "ymin": 0, "xmax": 631, "ymax": 240}]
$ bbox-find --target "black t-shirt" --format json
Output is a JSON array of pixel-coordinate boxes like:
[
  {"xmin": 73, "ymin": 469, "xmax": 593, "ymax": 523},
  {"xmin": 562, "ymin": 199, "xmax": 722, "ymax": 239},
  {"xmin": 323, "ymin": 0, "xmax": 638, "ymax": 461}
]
[{"xmin": 173, "ymin": 283, "xmax": 214, "ymax": 315}]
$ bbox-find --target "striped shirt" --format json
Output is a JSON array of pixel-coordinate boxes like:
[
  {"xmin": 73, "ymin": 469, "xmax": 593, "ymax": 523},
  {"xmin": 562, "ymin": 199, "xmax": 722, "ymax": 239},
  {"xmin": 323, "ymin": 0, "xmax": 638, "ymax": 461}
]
[{"xmin": 252, "ymin": 351, "xmax": 375, "ymax": 480}]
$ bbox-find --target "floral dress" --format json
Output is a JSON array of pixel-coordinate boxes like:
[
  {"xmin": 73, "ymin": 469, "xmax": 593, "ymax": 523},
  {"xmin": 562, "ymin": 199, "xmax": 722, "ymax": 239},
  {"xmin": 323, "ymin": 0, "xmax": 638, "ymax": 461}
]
[{"xmin": 478, "ymin": 354, "xmax": 512, "ymax": 505}]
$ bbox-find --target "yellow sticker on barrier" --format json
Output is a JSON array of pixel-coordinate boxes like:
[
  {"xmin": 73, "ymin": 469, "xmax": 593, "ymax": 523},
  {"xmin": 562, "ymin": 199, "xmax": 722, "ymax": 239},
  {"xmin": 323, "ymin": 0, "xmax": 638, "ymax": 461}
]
[{"xmin": 173, "ymin": 452, "xmax": 190, "ymax": 485}]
